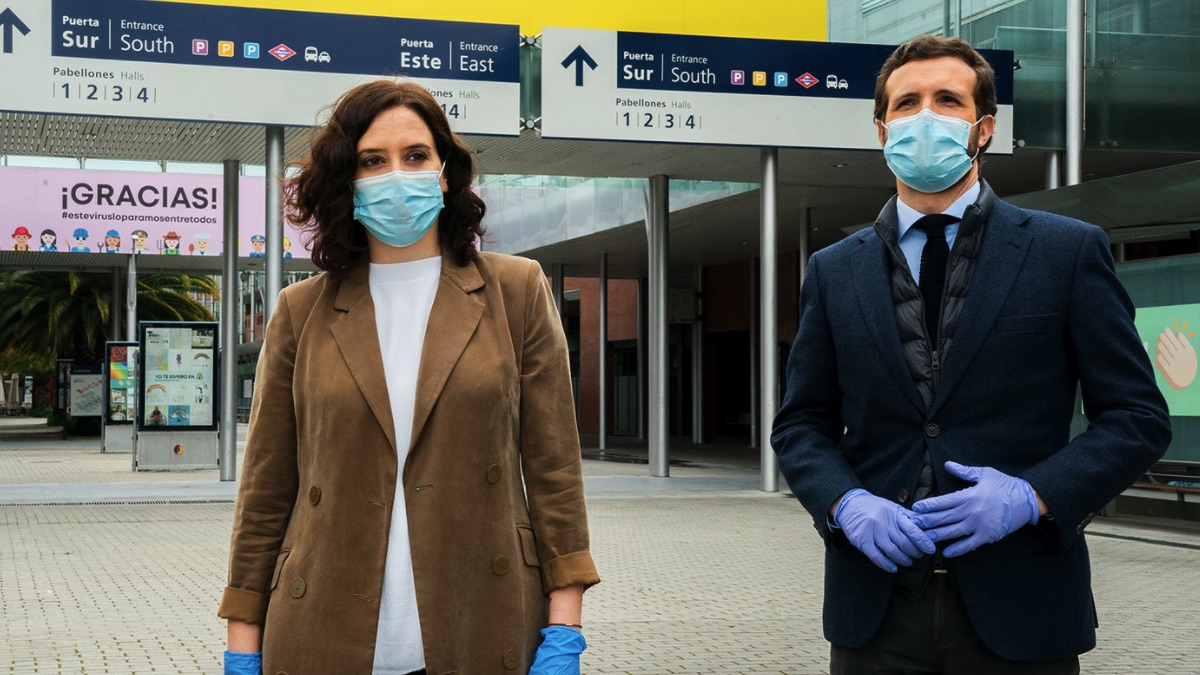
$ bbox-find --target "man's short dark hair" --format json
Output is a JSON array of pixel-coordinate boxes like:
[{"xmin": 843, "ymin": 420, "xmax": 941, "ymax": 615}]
[{"xmin": 874, "ymin": 35, "xmax": 998, "ymax": 153}]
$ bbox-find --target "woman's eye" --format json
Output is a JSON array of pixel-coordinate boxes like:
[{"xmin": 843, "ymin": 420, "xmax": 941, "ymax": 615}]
[{"xmin": 407, "ymin": 152, "xmax": 428, "ymax": 163}]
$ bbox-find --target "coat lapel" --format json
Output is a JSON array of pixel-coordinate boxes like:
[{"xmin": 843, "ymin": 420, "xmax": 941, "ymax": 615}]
[
  {"xmin": 852, "ymin": 200, "xmax": 924, "ymax": 413},
  {"xmin": 408, "ymin": 255, "xmax": 485, "ymax": 454},
  {"xmin": 329, "ymin": 261, "xmax": 396, "ymax": 451},
  {"xmin": 930, "ymin": 198, "xmax": 1032, "ymax": 416}
]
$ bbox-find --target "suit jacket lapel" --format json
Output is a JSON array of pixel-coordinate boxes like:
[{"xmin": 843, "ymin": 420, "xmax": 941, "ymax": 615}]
[
  {"xmin": 329, "ymin": 261, "xmax": 397, "ymax": 451},
  {"xmin": 408, "ymin": 255, "xmax": 485, "ymax": 454},
  {"xmin": 930, "ymin": 198, "xmax": 1032, "ymax": 416},
  {"xmin": 852, "ymin": 200, "xmax": 924, "ymax": 413}
]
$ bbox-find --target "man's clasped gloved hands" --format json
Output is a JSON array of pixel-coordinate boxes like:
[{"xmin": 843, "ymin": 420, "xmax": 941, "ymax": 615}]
[{"xmin": 836, "ymin": 461, "xmax": 1041, "ymax": 572}]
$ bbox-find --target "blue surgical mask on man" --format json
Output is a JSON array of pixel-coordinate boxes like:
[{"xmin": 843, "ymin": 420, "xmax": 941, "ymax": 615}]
[
  {"xmin": 352, "ymin": 166, "xmax": 445, "ymax": 248},
  {"xmin": 883, "ymin": 109, "xmax": 986, "ymax": 194}
]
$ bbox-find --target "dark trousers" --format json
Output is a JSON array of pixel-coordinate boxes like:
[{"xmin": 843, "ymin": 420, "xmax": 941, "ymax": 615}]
[{"xmin": 830, "ymin": 574, "xmax": 1080, "ymax": 675}]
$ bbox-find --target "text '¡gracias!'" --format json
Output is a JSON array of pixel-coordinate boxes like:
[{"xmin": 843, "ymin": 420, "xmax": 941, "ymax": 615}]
[{"xmin": 62, "ymin": 184, "xmax": 218, "ymax": 210}]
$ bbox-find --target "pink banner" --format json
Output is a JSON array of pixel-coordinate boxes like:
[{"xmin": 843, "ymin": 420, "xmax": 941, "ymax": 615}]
[{"xmin": 0, "ymin": 166, "xmax": 309, "ymax": 259}]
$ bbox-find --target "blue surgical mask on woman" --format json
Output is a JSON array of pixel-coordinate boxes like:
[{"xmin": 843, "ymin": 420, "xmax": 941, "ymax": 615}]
[
  {"xmin": 352, "ymin": 166, "xmax": 445, "ymax": 248},
  {"xmin": 883, "ymin": 109, "xmax": 986, "ymax": 194}
]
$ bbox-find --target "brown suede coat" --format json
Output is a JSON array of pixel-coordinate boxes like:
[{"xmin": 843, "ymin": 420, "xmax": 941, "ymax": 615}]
[{"xmin": 218, "ymin": 252, "xmax": 599, "ymax": 674}]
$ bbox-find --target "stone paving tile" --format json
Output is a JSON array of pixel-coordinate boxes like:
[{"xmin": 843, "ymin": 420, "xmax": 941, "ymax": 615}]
[{"xmin": 1, "ymin": 496, "xmax": 1198, "ymax": 673}]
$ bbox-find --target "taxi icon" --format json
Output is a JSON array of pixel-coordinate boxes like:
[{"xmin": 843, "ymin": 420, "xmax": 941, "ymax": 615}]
[{"xmin": 319, "ymin": 51, "xmax": 331, "ymax": 63}]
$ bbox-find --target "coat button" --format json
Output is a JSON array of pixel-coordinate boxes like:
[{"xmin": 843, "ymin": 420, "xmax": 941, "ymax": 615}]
[
  {"xmin": 924, "ymin": 423, "xmax": 940, "ymax": 438},
  {"xmin": 897, "ymin": 489, "xmax": 909, "ymax": 503},
  {"xmin": 492, "ymin": 556, "xmax": 509, "ymax": 576},
  {"xmin": 486, "ymin": 464, "xmax": 501, "ymax": 484},
  {"xmin": 289, "ymin": 578, "xmax": 306, "ymax": 598},
  {"xmin": 503, "ymin": 648, "xmax": 518, "ymax": 669},
  {"xmin": 308, "ymin": 486, "xmax": 321, "ymax": 505}
]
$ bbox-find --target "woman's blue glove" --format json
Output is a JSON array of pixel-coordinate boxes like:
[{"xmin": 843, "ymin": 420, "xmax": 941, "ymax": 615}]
[
  {"xmin": 223, "ymin": 650, "xmax": 262, "ymax": 675},
  {"xmin": 834, "ymin": 488, "xmax": 936, "ymax": 573},
  {"xmin": 528, "ymin": 625, "xmax": 587, "ymax": 675},
  {"xmin": 911, "ymin": 461, "xmax": 1040, "ymax": 557}
]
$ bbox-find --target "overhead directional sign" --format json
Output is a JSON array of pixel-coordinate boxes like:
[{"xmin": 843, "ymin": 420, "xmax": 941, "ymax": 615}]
[
  {"xmin": 0, "ymin": 0, "xmax": 520, "ymax": 134},
  {"xmin": 541, "ymin": 27, "xmax": 1015, "ymax": 152}
]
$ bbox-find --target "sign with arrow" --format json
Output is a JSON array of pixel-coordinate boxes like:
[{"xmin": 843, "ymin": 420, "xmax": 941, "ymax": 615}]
[
  {"xmin": 0, "ymin": 7, "xmax": 30, "ymax": 54},
  {"xmin": 541, "ymin": 27, "xmax": 1014, "ymax": 151},
  {"xmin": 0, "ymin": 0, "xmax": 520, "ymax": 134},
  {"xmin": 561, "ymin": 45, "xmax": 597, "ymax": 86}
]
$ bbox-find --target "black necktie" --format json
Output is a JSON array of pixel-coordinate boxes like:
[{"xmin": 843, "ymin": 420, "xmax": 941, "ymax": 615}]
[{"xmin": 912, "ymin": 214, "xmax": 959, "ymax": 346}]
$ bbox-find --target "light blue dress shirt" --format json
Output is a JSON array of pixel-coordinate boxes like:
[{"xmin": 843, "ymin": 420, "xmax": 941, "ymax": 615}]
[{"xmin": 895, "ymin": 181, "xmax": 981, "ymax": 285}]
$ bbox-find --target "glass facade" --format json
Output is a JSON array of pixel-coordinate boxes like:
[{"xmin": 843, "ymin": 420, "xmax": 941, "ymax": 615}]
[{"xmin": 830, "ymin": 0, "xmax": 1200, "ymax": 151}]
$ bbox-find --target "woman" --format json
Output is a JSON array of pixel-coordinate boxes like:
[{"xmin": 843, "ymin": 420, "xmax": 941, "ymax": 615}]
[{"xmin": 219, "ymin": 80, "xmax": 599, "ymax": 675}]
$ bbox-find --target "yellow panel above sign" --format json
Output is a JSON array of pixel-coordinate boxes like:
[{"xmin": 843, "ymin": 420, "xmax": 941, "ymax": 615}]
[{"xmin": 169, "ymin": 0, "xmax": 828, "ymax": 42}]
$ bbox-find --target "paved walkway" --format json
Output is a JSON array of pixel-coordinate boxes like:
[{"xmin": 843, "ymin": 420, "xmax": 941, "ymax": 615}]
[{"xmin": 2, "ymin": 418, "xmax": 1199, "ymax": 673}]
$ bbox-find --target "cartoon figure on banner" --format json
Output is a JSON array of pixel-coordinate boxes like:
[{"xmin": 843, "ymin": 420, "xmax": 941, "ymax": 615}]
[
  {"xmin": 11, "ymin": 226, "xmax": 32, "ymax": 251},
  {"xmin": 283, "ymin": 236, "xmax": 294, "ymax": 258},
  {"xmin": 39, "ymin": 229, "xmax": 58, "ymax": 252},
  {"xmin": 70, "ymin": 228, "xmax": 91, "ymax": 253},
  {"xmin": 160, "ymin": 231, "xmax": 182, "ymax": 255},
  {"xmin": 131, "ymin": 230, "xmax": 149, "ymax": 254},
  {"xmin": 194, "ymin": 233, "xmax": 211, "ymax": 255},
  {"xmin": 249, "ymin": 234, "xmax": 266, "ymax": 257},
  {"xmin": 100, "ymin": 229, "xmax": 121, "ymax": 253}
]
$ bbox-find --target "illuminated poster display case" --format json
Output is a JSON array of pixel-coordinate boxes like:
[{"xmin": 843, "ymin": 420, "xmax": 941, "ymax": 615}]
[{"xmin": 137, "ymin": 321, "xmax": 219, "ymax": 432}]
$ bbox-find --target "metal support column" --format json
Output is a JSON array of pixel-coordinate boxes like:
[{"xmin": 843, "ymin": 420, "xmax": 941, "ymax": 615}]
[
  {"xmin": 264, "ymin": 126, "xmax": 285, "ymax": 323},
  {"xmin": 248, "ymin": 272, "xmax": 257, "ymax": 341},
  {"xmin": 647, "ymin": 175, "xmax": 669, "ymax": 477},
  {"xmin": 110, "ymin": 269, "xmax": 121, "ymax": 341},
  {"xmin": 220, "ymin": 160, "xmax": 240, "ymax": 482},
  {"xmin": 760, "ymin": 148, "xmax": 779, "ymax": 492},
  {"xmin": 551, "ymin": 264, "xmax": 564, "ymax": 317},
  {"xmin": 749, "ymin": 257, "xmax": 759, "ymax": 450},
  {"xmin": 1046, "ymin": 151, "xmax": 1063, "ymax": 190},
  {"xmin": 598, "ymin": 253, "xmax": 608, "ymax": 451},
  {"xmin": 636, "ymin": 278, "xmax": 645, "ymax": 441},
  {"xmin": 1114, "ymin": 244, "xmax": 1127, "ymax": 262},
  {"xmin": 1066, "ymin": 0, "xmax": 1085, "ymax": 186},
  {"xmin": 799, "ymin": 208, "xmax": 811, "ymax": 286},
  {"xmin": 126, "ymin": 255, "xmax": 137, "ymax": 341},
  {"xmin": 691, "ymin": 268, "xmax": 704, "ymax": 445}
]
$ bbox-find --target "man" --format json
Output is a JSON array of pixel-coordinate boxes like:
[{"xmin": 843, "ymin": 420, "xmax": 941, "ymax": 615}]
[
  {"xmin": 131, "ymin": 230, "xmax": 149, "ymax": 254},
  {"xmin": 11, "ymin": 226, "xmax": 31, "ymax": 251},
  {"xmin": 772, "ymin": 35, "xmax": 1170, "ymax": 673},
  {"xmin": 69, "ymin": 228, "xmax": 91, "ymax": 253}
]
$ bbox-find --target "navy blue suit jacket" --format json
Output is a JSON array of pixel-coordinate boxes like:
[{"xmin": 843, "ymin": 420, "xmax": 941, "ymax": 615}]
[{"xmin": 771, "ymin": 190, "xmax": 1171, "ymax": 661}]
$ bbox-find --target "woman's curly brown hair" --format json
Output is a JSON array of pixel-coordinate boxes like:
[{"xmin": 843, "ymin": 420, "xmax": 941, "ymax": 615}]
[{"xmin": 286, "ymin": 80, "xmax": 486, "ymax": 272}]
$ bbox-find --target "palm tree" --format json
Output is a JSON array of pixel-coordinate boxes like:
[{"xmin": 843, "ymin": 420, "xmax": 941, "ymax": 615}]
[{"xmin": 0, "ymin": 270, "xmax": 219, "ymax": 370}]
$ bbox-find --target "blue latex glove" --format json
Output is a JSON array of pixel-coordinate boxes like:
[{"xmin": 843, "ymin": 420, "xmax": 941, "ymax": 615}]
[
  {"xmin": 833, "ymin": 488, "xmax": 936, "ymax": 573},
  {"xmin": 528, "ymin": 625, "xmax": 587, "ymax": 675},
  {"xmin": 223, "ymin": 650, "xmax": 261, "ymax": 675},
  {"xmin": 910, "ymin": 461, "xmax": 1040, "ymax": 557}
]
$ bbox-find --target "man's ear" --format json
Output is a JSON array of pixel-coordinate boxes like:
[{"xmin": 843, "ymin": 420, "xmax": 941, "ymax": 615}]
[
  {"xmin": 876, "ymin": 119, "xmax": 887, "ymax": 148},
  {"xmin": 978, "ymin": 114, "xmax": 996, "ymax": 150}
]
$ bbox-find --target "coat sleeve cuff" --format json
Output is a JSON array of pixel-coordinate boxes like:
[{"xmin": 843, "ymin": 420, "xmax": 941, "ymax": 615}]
[
  {"xmin": 217, "ymin": 586, "xmax": 269, "ymax": 625},
  {"xmin": 541, "ymin": 550, "xmax": 600, "ymax": 593}
]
